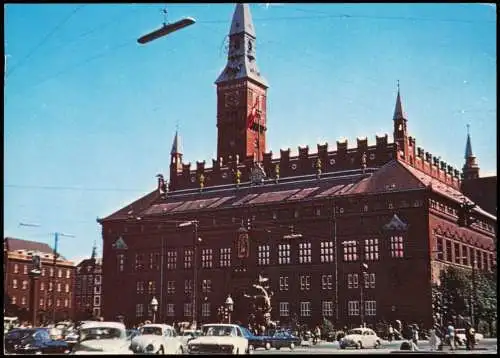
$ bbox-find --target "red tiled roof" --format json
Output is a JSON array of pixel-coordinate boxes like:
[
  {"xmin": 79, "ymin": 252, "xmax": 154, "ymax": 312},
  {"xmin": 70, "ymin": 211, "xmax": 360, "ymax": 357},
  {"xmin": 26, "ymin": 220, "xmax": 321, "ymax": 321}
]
[
  {"xmin": 207, "ymin": 196, "xmax": 236, "ymax": 208},
  {"xmin": 315, "ymin": 184, "xmax": 345, "ymax": 198},
  {"xmin": 232, "ymin": 193, "xmax": 259, "ymax": 206},
  {"xmin": 5, "ymin": 237, "xmax": 55, "ymax": 255},
  {"xmin": 171, "ymin": 198, "xmax": 222, "ymax": 212},
  {"xmin": 100, "ymin": 190, "xmax": 160, "ymax": 221},
  {"xmin": 287, "ymin": 187, "xmax": 319, "ymax": 201},
  {"xmin": 143, "ymin": 202, "xmax": 185, "ymax": 215},
  {"xmin": 248, "ymin": 189, "xmax": 301, "ymax": 204}
]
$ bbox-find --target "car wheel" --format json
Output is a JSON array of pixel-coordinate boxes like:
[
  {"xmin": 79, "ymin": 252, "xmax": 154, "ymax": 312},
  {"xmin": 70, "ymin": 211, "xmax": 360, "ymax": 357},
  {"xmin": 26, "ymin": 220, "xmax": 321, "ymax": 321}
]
[
  {"xmin": 340, "ymin": 345, "xmax": 346, "ymax": 350},
  {"xmin": 156, "ymin": 345, "xmax": 165, "ymax": 355},
  {"xmin": 265, "ymin": 342, "xmax": 271, "ymax": 350},
  {"xmin": 374, "ymin": 340, "xmax": 381, "ymax": 349},
  {"xmin": 276, "ymin": 346, "xmax": 281, "ymax": 350},
  {"xmin": 248, "ymin": 344, "xmax": 254, "ymax": 351},
  {"xmin": 356, "ymin": 341, "xmax": 363, "ymax": 349},
  {"xmin": 236, "ymin": 348, "xmax": 240, "ymax": 355},
  {"xmin": 175, "ymin": 345, "xmax": 183, "ymax": 355},
  {"xmin": 35, "ymin": 351, "xmax": 43, "ymax": 355},
  {"xmin": 290, "ymin": 342, "xmax": 295, "ymax": 350}
]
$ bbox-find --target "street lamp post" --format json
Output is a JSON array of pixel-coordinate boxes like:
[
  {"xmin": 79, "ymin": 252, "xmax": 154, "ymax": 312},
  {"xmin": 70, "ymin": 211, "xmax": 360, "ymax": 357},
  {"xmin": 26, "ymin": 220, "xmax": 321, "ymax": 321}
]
[
  {"xmin": 360, "ymin": 262, "xmax": 369, "ymax": 327},
  {"xmin": 225, "ymin": 295, "xmax": 234, "ymax": 324},
  {"xmin": 179, "ymin": 220, "xmax": 201, "ymax": 329},
  {"xmin": 150, "ymin": 296, "xmax": 159, "ymax": 323}
]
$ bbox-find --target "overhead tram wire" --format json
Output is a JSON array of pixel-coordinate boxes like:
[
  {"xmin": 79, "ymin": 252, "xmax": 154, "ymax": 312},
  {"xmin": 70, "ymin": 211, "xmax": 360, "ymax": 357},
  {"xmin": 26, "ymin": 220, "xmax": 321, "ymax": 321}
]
[{"xmin": 6, "ymin": 5, "xmax": 86, "ymax": 78}]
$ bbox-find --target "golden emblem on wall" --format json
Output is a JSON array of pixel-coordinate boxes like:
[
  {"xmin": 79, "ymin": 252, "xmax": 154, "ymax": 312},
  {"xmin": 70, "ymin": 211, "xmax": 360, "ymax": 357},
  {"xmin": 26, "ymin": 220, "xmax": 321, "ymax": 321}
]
[{"xmin": 236, "ymin": 228, "xmax": 250, "ymax": 259}]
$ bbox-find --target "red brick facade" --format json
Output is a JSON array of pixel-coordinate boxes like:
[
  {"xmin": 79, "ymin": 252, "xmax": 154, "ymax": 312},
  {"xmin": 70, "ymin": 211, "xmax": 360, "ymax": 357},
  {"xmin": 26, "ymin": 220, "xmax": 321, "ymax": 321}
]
[
  {"xmin": 4, "ymin": 238, "xmax": 75, "ymax": 324},
  {"xmin": 98, "ymin": 4, "xmax": 496, "ymax": 331}
]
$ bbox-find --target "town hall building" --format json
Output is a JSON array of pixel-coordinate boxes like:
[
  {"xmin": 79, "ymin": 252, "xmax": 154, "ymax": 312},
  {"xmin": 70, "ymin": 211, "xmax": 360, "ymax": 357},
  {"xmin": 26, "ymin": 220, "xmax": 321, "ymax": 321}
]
[{"xmin": 98, "ymin": 4, "xmax": 496, "ymax": 329}]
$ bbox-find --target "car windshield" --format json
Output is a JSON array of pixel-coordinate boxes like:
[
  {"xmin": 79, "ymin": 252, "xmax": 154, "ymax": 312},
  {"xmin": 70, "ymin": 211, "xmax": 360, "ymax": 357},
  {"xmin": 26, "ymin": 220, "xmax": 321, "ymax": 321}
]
[
  {"xmin": 141, "ymin": 327, "xmax": 163, "ymax": 336},
  {"xmin": 203, "ymin": 326, "xmax": 237, "ymax": 337},
  {"xmin": 6, "ymin": 329, "xmax": 37, "ymax": 340},
  {"xmin": 79, "ymin": 327, "xmax": 124, "ymax": 342},
  {"xmin": 348, "ymin": 329, "xmax": 363, "ymax": 335}
]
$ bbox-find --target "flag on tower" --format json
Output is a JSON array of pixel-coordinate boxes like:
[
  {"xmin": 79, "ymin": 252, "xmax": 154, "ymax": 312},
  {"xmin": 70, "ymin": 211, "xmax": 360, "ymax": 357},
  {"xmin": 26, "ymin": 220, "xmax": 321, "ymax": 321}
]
[{"xmin": 247, "ymin": 96, "xmax": 260, "ymax": 129}]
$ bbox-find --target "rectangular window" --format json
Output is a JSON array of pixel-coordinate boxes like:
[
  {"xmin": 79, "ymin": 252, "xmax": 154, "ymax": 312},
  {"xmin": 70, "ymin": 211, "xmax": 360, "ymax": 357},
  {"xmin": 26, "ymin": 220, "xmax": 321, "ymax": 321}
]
[
  {"xmin": 40, "ymin": 282, "xmax": 44, "ymax": 291},
  {"xmin": 12, "ymin": 279, "xmax": 18, "ymax": 289},
  {"xmin": 320, "ymin": 241, "xmax": 334, "ymax": 263},
  {"xmin": 184, "ymin": 280, "xmax": 192, "ymax": 295},
  {"xmin": 94, "ymin": 286, "xmax": 101, "ymax": 295},
  {"xmin": 368, "ymin": 273, "xmax": 376, "ymax": 288},
  {"xmin": 445, "ymin": 240, "xmax": 452, "ymax": 262},
  {"xmin": 348, "ymin": 273, "xmax": 359, "ymax": 289},
  {"xmin": 167, "ymin": 304, "xmax": 175, "ymax": 317},
  {"xmin": 390, "ymin": 235, "xmax": 404, "ymax": 258},
  {"xmin": 202, "ymin": 302, "xmax": 211, "ymax": 317},
  {"xmin": 149, "ymin": 253, "xmax": 160, "ymax": 270},
  {"xmin": 42, "ymin": 268, "xmax": 46, "ymax": 277},
  {"xmin": 57, "ymin": 283, "xmax": 61, "ymax": 292},
  {"xmin": 135, "ymin": 254, "xmax": 144, "ymax": 271},
  {"xmin": 136, "ymin": 281, "xmax": 145, "ymax": 294},
  {"xmin": 167, "ymin": 281, "xmax": 175, "ymax": 295},
  {"xmin": 343, "ymin": 241, "xmax": 358, "ymax": 262},
  {"xmin": 58, "ymin": 269, "xmax": 62, "ymax": 278},
  {"xmin": 184, "ymin": 249, "xmax": 193, "ymax": 269},
  {"xmin": 167, "ymin": 251, "xmax": 177, "ymax": 270},
  {"xmin": 40, "ymin": 298, "xmax": 44, "ymax": 307},
  {"xmin": 299, "ymin": 275, "xmax": 311, "ymax": 291},
  {"xmin": 454, "ymin": 242, "xmax": 460, "ymax": 264},
  {"xmin": 466, "ymin": 246, "xmax": 471, "ymax": 266},
  {"xmin": 365, "ymin": 300, "xmax": 376, "ymax": 316},
  {"xmin": 136, "ymin": 304, "xmax": 144, "ymax": 318},
  {"xmin": 117, "ymin": 254, "xmax": 125, "ymax": 272},
  {"xmin": 322, "ymin": 301, "xmax": 333, "ymax": 317},
  {"xmin": 184, "ymin": 303, "xmax": 192, "ymax": 317},
  {"xmin": 24, "ymin": 265, "xmax": 28, "ymax": 275},
  {"xmin": 299, "ymin": 242, "xmax": 312, "ymax": 264},
  {"xmin": 480, "ymin": 251, "xmax": 485, "ymax": 270},
  {"xmin": 202, "ymin": 249, "xmax": 213, "ymax": 268},
  {"xmin": 220, "ymin": 248, "xmax": 231, "ymax": 267},
  {"xmin": 93, "ymin": 296, "xmax": 100, "ymax": 306},
  {"xmin": 279, "ymin": 302, "xmax": 289, "ymax": 317},
  {"xmin": 300, "ymin": 301, "xmax": 311, "ymax": 317},
  {"xmin": 348, "ymin": 301, "xmax": 360, "ymax": 316},
  {"xmin": 321, "ymin": 274, "xmax": 333, "ymax": 290},
  {"xmin": 56, "ymin": 299, "xmax": 60, "ymax": 307},
  {"xmin": 147, "ymin": 280, "xmax": 156, "ymax": 294},
  {"xmin": 258, "ymin": 245, "xmax": 270, "ymax": 265},
  {"xmin": 202, "ymin": 279, "xmax": 212, "ymax": 293},
  {"xmin": 64, "ymin": 299, "xmax": 69, "ymax": 308},
  {"xmin": 436, "ymin": 237, "xmax": 444, "ymax": 260},
  {"xmin": 14, "ymin": 264, "xmax": 19, "ymax": 274},
  {"xmin": 279, "ymin": 276, "xmax": 289, "ymax": 291},
  {"xmin": 50, "ymin": 268, "xmax": 54, "ymax": 277},
  {"xmin": 278, "ymin": 243, "xmax": 291, "ymax": 264},
  {"xmin": 364, "ymin": 239, "xmax": 379, "ymax": 261},
  {"xmin": 66, "ymin": 269, "xmax": 71, "ymax": 279},
  {"xmin": 22, "ymin": 280, "xmax": 28, "ymax": 290}
]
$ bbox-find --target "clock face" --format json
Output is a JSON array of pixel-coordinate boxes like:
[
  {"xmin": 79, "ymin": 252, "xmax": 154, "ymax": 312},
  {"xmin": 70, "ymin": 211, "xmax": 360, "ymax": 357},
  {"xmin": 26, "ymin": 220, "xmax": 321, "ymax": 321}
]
[{"xmin": 225, "ymin": 91, "xmax": 239, "ymax": 107}]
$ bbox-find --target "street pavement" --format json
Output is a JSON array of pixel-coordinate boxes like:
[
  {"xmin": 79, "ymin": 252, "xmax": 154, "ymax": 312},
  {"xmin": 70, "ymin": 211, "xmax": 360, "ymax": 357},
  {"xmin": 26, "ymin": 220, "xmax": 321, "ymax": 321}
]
[{"xmin": 252, "ymin": 338, "xmax": 497, "ymax": 355}]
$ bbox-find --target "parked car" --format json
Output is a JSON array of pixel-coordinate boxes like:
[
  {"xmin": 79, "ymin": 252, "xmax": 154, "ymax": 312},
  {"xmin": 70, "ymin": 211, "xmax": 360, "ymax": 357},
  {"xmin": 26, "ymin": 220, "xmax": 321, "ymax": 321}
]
[
  {"xmin": 65, "ymin": 329, "xmax": 80, "ymax": 351},
  {"xmin": 240, "ymin": 327, "xmax": 271, "ymax": 350},
  {"xmin": 4, "ymin": 316, "xmax": 19, "ymax": 334},
  {"xmin": 455, "ymin": 328, "xmax": 484, "ymax": 346},
  {"xmin": 339, "ymin": 327, "xmax": 382, "ymax": 349},
  {"xmin": 4, "ymin": 327, "xmax": 71, "ymax": 355},
  {"xmin": 130, "ymin": 323, "xmax": 183, "ymax": 354},
  {"xmin": 267, "ymin": 330, "xmax": 302, "ymax": 350},
  {"xmin": 70, "ymin": 321, "xmax": 133, "ymax": 355},
  {"xmin": 179, "ymin": 329, "xmax": 202, "ymax": 351},
  {"xmin": 187, "ymin": 323, "xmax": 250, "ymax": 354}
]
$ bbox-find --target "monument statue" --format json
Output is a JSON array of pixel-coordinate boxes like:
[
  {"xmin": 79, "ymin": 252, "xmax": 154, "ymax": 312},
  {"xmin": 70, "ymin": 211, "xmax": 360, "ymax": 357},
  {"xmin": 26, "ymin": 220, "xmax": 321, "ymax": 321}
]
[{"xmin": 243, "ymin": 274, "xmax": 277, "ymax": 334}]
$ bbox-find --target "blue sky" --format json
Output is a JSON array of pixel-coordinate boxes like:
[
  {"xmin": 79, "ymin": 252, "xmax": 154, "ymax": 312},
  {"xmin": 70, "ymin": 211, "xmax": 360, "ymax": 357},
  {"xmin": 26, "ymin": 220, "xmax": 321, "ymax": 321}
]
[{"xmin": 4, "ymin": 3, "xmax": 496, "ymax": 263}]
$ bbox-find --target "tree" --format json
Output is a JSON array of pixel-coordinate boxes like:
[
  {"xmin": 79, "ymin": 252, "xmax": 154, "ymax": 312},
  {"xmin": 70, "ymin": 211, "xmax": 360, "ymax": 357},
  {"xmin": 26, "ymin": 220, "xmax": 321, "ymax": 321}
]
[
  {"xmin": 439, "ymin": 266, "xmax": 470, "ymax": 324},
  {"xmin": 474, "ymin": 268, "xmax": 497, "ymax": 335}
]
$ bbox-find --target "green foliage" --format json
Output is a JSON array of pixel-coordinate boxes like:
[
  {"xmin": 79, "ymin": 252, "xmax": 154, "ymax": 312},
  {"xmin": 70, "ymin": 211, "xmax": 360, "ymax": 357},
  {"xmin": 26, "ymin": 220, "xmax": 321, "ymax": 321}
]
[{"xmin": 439, "ymin": 265, "xmax": 497, "ymax": 329}]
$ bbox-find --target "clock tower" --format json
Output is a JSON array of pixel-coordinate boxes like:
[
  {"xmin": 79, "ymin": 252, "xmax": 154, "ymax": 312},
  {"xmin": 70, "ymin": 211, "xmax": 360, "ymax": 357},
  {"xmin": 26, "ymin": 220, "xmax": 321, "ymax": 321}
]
[{"xmin": 215, "ymin": 3, "xmax": 269, "ymax": 164}]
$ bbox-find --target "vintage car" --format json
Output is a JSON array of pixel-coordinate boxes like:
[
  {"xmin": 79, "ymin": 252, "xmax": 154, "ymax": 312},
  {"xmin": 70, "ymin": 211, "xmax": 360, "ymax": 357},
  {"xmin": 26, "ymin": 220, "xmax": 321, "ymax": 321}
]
[
  {"xmin": 4, "ymin": 328, "xmax": 71, "ymax": 355},
  {"xmin": 70, "ymin": 321, "xmax": 133, "ymax": 355},
  {"xmin": 240, "ymin": 327, "xmax": 270, "ymax": 350},
  {"xmin": 187, "ymin": 323, "xmax": 250, "ymax": 354},
  {"xmin": 179, "ymin": 329, "xmax": 202, "ymax": 351},
  {"xmin": 130, "ymin": 323, "xmax": 184, "ymax": 354},
  {"xmin": 266, "ymin": 330, "xmax": 301, "ymax": 350},
  {"xmin": 340, "ymin": 327, "xmax": 382, "ymax": 349},
  {"xmin": 455, "ymin": 328, "xmax": 484, "ymax": 345}
]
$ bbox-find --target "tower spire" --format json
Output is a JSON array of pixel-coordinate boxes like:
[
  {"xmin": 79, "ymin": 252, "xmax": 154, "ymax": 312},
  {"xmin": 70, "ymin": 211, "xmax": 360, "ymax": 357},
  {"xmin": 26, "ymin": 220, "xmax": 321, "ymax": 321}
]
[
  {"xmin": 170, "ymin": 129, "xmax": 182, "ymax": 155},
  {"xmin": 393, "ymin": 80, "xmax": 405, "ymax": 120},
  {"xmin": 215, "ymin": 4, "xmax": 268, "ymax": 87},
  {"xmin": 462, "ymin": 124, "xmax": 479, "ymax": 180},
  {"xmin": 91, "ymin": 240, "xmax": 97, "ymax": 260}
]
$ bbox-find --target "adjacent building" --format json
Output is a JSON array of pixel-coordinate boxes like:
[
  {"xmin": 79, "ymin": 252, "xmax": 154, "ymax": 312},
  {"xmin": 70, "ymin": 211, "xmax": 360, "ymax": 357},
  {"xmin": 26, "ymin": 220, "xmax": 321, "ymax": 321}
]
[
  {"xmin": 98, "ymin": 4, "xmax": 496, "ymax": 329},
  {"xmin": 73, "ymin": 244, "xmax": 103, "ymax": 321},
  {"xmin": 3, "ymin": 237, "xmax": 75, "ymax": 324}
]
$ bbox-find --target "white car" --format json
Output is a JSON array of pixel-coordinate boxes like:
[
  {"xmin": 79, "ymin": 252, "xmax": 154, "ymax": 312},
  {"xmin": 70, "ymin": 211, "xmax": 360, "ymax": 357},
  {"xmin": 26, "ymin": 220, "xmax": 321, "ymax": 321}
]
[
  {"xmin": 455, "ymin": 328, "xmax": 483, "ymax": 345},
  {"xmin": 179, "ymin": 329, "xmax": 202, "ymax": 351},
  {"xmin": 70, "ymin": 321, "xmax": 133, "ymax": 355},
  {"xmin": 130, "ymin": 324, "xmax": 184, "ymax": 354},
  {"xmin": 340, "ymin": 327, "xmax": 382, "ymax": 349},
  {"xmin": 188, "ymin": 323, "xmax": 250, "ymax": 354}
]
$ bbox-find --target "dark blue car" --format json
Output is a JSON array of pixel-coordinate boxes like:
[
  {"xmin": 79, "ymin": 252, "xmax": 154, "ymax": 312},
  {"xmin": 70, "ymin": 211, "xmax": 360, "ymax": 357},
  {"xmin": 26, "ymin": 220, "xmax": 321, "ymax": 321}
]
[
  {"xmin": 240, "ymin": 327, "xmax": 272, "ymax": 351},
  {"xmin": 4, "ymin": 328, "xmax": 70, "ymax": 354},
  {"xmin": 267, "ymin": 330, "xmax": 302, "ymax": 350}
]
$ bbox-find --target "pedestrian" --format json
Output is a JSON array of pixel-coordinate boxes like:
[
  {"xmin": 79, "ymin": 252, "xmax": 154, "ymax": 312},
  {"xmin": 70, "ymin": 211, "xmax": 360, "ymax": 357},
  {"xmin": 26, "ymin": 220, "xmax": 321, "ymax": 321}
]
[
  {"xmin": 388, "ymin": 324, "xmax": 394, "ymax": 342},
  {"xmin": 429, "ymin": 326, "xmax": 438, "ymax": 351},
  {"xmin": 411, "ymin": 324, "xmax": 419, "ymax": 350},
  {"xmin": 446, "ymin": 321, "xmax": 455, "ymax": 351},
  {"xmin": 465, "ymin": 321, "xmax": 475, "ymax": 350}
]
